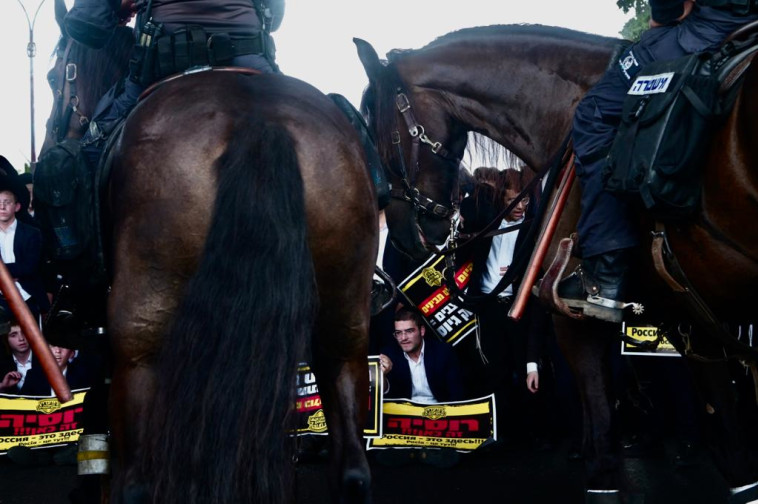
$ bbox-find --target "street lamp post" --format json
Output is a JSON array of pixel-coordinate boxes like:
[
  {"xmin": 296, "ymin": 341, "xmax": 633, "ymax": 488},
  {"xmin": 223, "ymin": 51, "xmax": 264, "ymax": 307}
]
[{"xmin": 17, "ymin": 0, "xmax": 49, "ymax": 166}]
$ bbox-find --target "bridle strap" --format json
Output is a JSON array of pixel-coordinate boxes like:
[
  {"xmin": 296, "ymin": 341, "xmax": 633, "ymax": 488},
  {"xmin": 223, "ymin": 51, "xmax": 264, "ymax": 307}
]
[
  {"xmin": 387, "ymin": 84, "xmax": 458, "ymax": 220},
  {"xmin": 395, "ymin": 92, "xmax": 463, "ymax": 172},
  {"xmin": 52, "ymin": 38, "xmax": 73, "ymax": 143},
  {"xmin": 52, "ymin": 38, "xmax": 89, "ymax": 143}
]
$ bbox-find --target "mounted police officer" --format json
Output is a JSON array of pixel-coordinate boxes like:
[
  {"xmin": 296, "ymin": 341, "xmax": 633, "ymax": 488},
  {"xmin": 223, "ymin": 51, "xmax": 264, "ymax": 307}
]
[
  {"xmin": 556, "ymin": 0, "xmax": 758, "ymax": 323},
  {"xmin": 64, "ymin": 0, "xmax": 284, "ymax": 167}
]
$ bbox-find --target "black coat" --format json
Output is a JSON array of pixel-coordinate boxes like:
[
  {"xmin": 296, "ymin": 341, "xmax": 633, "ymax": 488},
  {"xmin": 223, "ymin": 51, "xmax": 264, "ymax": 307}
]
[
  {"xmin": 382, "ymin": 335, "xmax": 465, "ymax": 403},
  {"xmin": 19, "ymin": 355, "xmax": 95, "ymax": 396},
  {"xmin": 3, "ymin": 220, "xmax": 50, "ymax": 314},
  {"xmin": 458, "ymin": 182, "xmax": 550, "ymax": 367}
]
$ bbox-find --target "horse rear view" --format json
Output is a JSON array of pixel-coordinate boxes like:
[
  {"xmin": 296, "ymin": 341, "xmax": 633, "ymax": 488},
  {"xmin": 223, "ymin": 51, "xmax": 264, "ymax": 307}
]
[{"xmin": 106, "ymin": 70, "xmax": 376, "ymax": 503}]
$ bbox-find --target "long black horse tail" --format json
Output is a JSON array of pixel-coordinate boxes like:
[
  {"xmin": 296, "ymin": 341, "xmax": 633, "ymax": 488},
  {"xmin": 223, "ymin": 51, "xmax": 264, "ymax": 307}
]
[{"xmin": 145, "ymin": 118, "xmax": 316, "ymax": 504}]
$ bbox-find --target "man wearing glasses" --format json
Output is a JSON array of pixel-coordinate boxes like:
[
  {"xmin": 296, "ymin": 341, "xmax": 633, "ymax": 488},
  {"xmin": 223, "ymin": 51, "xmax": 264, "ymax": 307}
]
[
  {"xmin": 379, "ymin": 307, "xmax": 465, "ymax": 404},
  {"xmin": 458, "ymin": 167, "xmax": 554, "ymax": 444}
]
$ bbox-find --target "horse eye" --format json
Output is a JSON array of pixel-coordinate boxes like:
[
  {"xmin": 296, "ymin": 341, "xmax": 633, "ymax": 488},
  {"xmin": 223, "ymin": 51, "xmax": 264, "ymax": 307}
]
[{"xmin": 47, "ymin": 70, "xmax": 56, "ymax": 87}]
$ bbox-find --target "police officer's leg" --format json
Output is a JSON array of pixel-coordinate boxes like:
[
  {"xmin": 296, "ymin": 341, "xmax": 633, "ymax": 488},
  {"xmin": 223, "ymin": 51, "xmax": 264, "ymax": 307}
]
[
  {"xmin": 554, "ymin": 23, "xmax": 700, "ymax": 322},
  {"xmin": 81, "ymin": 78, "xmax": 144, "ymax": 169},
  {"xmin": 555, "ymin": 67, "xmax": 638, "ymax": 322}
]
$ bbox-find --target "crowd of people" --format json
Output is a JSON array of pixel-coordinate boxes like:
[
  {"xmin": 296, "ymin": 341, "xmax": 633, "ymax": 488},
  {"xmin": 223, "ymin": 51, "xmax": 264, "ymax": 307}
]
[
  {"xmin": 370, "ymin": 161, "xmax": 720, "ymax": 469},
  {"xmin": 0, "ymin": 155, "xmax": 96, "ymax": 398}
]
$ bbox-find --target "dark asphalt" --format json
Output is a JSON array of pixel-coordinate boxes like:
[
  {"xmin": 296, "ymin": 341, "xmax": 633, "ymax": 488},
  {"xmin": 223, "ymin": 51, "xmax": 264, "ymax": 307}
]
[{"xmin": 0, "ymin": 439, "xmax": 731, "ymax": 504}]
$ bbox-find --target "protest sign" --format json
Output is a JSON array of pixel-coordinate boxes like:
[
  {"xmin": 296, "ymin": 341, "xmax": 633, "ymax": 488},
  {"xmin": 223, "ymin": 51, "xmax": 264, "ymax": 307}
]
[
  {"xmin": 620, "ymin": 324, "xmax": 679, "ymax": 357},
  {"xmin": 294, "ymin": 356, "xmax": 382, "ymax": 437},
  {"xmin": 0, "ymin": 389, "xmax": 89, "ymax": 454},
  {"xmin": 367, "ymin": 395, "xmax": 495, "ymax": 451},
  {"xmin": 398, "ymin": 254, "xmax": 477, "ymax": 346}
]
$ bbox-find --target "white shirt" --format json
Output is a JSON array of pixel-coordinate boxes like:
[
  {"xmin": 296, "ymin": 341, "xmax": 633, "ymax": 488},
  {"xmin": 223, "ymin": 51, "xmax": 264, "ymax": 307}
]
[
  {"xmin": 479, "ymin": 217, "xmax": 538, "ymax": 375},
  {"xmin": 0, "ymin": 219, "xmax": 31, "ymax": 301},
  {"xmin": 480, "ymin": 217, "xmax": 523, "ymax": 296},
  {"xmin": 404, "ymin": 340, "xmax": 437, "ymax": 404},
  {"xmin": 13, "ymin": 351, "xmax": 33, "ymax": 389}
]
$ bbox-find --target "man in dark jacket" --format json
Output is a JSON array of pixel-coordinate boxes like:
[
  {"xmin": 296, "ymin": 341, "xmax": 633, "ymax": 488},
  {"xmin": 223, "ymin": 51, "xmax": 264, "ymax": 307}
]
[
  {"xmin": 380, "ymin": 307, "xmax": 465, "ymax": 404},
  {"xmin": 555, "ymin": 0, "xmax": 758, "ymax": 322},
  {"xmin": 0, "ymin": 177, "xmax": 50, "ymax": 321},
  {"xmin": 459, "ymin": 168, "xmax": 555, "ymax": 443}
]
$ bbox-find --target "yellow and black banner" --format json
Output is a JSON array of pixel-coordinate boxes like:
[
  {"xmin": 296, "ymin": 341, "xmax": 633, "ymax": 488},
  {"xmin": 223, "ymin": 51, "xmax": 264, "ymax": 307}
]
[
  {"xmin": 366, "ymin": 395, "xmax": 496, "ymax": 451},
  {"xmin": 0, "ymin": 389, "xmax": 89, "ymax": 454},
  {"xmin": 294, "ymin": 356, "xmax": 382, "ymax": 437},
  {"xmin": 398, "ymin": 254, "xmax": 477, "ymax": 346},
  {"xmin": 620, "ymin": 324, "xmax": 679, "ymax": 357}
]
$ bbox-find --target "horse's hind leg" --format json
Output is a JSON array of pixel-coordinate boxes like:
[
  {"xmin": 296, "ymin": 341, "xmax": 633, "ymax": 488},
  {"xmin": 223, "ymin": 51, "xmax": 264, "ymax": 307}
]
[
  {"xmin": 311, "ymin": 266, "xmax": 373, "ymax": 503},
  {"xmin": 312, "ymin": 341, "xmax": 372, "ymax": 504},
  {"xmin": 107, "ymin": 361, "xmax": 155, "ymax": 504},
  {"xmin": 554, "ymin": 317, "xmax": 623, "ymax": 498},
  {"xmin": 107, "ymin": 246, "xmax": 185, "ymax": 504}
]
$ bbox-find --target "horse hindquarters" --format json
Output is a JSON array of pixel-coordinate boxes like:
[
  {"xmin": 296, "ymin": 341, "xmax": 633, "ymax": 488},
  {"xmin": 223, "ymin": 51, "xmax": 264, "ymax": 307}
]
[{"xmin": 143, "ymin": 119, "xmax": 315, "ymax": 504}]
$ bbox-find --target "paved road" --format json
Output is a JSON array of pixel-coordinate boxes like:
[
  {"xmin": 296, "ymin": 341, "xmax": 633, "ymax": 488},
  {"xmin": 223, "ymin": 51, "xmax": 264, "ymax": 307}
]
[{"xmin": 0, "ymin": 439, "xmax": 731, "ymax": 504}]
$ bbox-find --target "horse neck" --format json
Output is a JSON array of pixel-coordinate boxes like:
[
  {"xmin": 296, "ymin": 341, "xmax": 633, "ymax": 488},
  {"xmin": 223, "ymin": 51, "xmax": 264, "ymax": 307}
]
[{"xmin": 397, "ymin": 27, "xmax": 618, "ymax": 169}]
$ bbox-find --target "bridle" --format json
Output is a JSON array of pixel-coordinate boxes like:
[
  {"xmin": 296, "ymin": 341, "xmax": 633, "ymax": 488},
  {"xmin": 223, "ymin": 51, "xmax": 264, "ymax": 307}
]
[
  {"xmin": 384, "ymin": 64, "xmax": 460, "ymax": 221},
  {"xmin": 49, "ymin": 37, "xmax": 90, "ymax": 144}
]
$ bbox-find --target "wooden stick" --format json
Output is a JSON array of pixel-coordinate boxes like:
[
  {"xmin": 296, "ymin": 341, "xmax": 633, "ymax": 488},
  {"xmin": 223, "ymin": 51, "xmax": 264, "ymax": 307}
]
[
  {"xmin": 0, "ymin": 259, "xmax": 72, "ymax": 402},
  {"xmin": 509, "ymin": 156, "xmax": 576, "ymax": 321}
]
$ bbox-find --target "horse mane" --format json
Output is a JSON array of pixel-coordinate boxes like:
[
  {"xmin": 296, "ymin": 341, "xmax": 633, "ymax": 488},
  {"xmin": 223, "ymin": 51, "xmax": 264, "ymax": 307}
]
[
  {"xmin": 368, "ymin": 24, "xmax": 622, "ymax": 173},
  {"xmin": 386, "ymin": 24, "xmax": 621, "ymax": 63},
  {"xmin": 64, "ymin": 26, "xmax": 134, "ymax": 110},
  {"xmin": 359, "ymin": 62, "xmax": 402, "ymax": 177}
]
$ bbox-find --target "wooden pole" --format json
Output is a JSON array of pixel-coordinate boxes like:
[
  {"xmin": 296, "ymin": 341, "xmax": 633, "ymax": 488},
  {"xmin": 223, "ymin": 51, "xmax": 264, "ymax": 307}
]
[
  {"xmin": 0, "ymin": 259, "xmax": 71, "ymax": 402},
  {"xmin": 509, "ymin": 156, "xmax": 576, "ymax": 321}
]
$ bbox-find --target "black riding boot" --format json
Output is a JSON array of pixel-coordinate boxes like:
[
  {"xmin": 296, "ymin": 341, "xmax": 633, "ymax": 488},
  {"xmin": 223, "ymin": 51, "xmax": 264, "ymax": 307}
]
[{"xmin": 556, "ymin": 248, "xmax": 635, "ymax": 323}]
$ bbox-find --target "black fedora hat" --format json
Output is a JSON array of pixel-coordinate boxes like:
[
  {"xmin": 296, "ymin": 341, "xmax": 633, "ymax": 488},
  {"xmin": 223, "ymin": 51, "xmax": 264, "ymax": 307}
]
[
  {"xmin": 0, "ymin": 156, "xmax": 32, "ymax": 216},
  {"xmin": 43, "ymin": 311, "xmax": 84, "ymax": 350}
]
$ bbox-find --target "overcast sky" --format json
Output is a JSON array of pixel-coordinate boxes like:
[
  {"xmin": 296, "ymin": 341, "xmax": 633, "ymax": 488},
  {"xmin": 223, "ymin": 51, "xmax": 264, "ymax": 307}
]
[{"xmin": 0, "ymin": 0, "xmax": 631, "ymax": 171}]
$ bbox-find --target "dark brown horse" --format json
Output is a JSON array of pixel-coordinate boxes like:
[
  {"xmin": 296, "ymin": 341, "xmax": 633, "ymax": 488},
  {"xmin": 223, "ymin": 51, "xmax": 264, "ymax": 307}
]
[
  {"xmin": 357, "ymin": 25, "xmax": 758, "ymax": 502},
  {"xmin": 39, "ymin": 4, "xmax": 376, "ymax": 504}
]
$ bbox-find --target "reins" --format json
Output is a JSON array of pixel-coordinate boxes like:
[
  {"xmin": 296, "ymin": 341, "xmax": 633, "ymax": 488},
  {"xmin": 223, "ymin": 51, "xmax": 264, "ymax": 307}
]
[{"xmin": 439, "ymin": 134, "xmax": 573, "ymax": 307}]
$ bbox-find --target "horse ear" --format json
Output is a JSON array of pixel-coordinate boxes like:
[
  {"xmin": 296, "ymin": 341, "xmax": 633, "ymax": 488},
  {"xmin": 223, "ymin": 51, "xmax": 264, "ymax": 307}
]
[
  {"xmin": 54, "ymin": 0, "xmax": 68, "ymax": 35},
  {"xmin": 354, "ymin": 38, "xmax": 383, "ymax": 82}
]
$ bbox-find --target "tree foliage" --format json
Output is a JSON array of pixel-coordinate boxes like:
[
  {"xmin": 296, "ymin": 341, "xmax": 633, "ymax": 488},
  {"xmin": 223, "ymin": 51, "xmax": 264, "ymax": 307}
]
[{"xmin": 617, "ymin": 0, "xmax": 651, "ymax": 41}]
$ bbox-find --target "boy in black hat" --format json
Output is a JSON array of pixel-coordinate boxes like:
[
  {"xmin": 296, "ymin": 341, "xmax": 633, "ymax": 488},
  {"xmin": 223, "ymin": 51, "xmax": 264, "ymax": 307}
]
[
  {"xmin": 19, "ymin": 311, "xmax": 95, "ymax": 395},
  {"xmin": 0, "ymin": 158, "xmax": 50, "ymax": 321}
]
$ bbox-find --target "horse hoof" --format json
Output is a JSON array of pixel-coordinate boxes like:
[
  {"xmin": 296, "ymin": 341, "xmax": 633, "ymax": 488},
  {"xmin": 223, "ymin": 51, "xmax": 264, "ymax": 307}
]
[
  {"xmin": 341, "ymin": 468, "xmax": 371, "ymax": 504},
  {"xmin": 729, "ymin": 481, "xmax": 758, "ymax": 504},
  {"xmin": 585, "ymin": 490, "xmax": 622, "ymax": 504}
]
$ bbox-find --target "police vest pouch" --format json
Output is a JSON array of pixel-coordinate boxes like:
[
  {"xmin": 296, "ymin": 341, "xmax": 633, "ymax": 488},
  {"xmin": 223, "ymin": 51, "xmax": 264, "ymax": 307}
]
[
  {"xmin": 147, "ymin": 27, "xmax": 268, "ymax": 83},
  {"xmin": 33, "ymin": 138, "xmax": 96, "ymax": 261},
  {"xmin": 603, "ymin": 52, "xmax": 721, "ymax": 219}
]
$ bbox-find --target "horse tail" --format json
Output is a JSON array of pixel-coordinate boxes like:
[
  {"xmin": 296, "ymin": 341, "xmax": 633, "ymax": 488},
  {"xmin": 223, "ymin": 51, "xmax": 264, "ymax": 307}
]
[{"xmin": 146, "ymin": 118, "xmax": 316, "ymax": 504}]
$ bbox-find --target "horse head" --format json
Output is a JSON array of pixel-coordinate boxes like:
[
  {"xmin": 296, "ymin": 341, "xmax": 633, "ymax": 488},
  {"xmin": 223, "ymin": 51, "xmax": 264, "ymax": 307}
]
[
  {"xmin": 39, "ymin": 4, "xmax": 133, "ymax": 156},
  {"xmin": 356, "ymin": 38, "xmax": 466, "ymax": 261}
]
